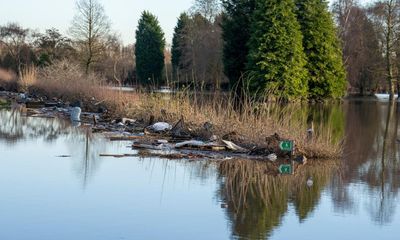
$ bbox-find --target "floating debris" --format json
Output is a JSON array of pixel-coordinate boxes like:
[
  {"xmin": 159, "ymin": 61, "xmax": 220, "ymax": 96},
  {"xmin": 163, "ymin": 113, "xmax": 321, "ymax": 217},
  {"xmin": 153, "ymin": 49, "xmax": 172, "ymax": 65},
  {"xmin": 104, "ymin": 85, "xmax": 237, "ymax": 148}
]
[
  {"xmin": 109, "ymin": 135, "xmax": 144, "ymax": 141},
  {"xmin": 222, "ymin": 140, "xmax": 248, "ymax": 152},
  {"xmin": 70, "ymin": 106, "xmax": 81, "ymax": 121},
  {"xmin": 25, "ymin": 101, "xmax": 45, "ymax": 108},
  {"xmin": 175, "ymin": 140, "xmax": 226, "ymax": 151},
  {"xmin": 266, "ymin": 153, "xmax": 277, "ymax": 162},
  {"xmin": 100, "ymin": 153, "xmax": 137, "ymax": 158},
  {"xmin": 171, "ymin": 117, "xmax": 191, "ymax": 139},
  {"xmin": 306, "ymin": 177, "xmax": 314, "ymax": 187},
  {"xmin": 99, "ymin": 151, "xmax": 208, "ymax": 160},
  {"xmin": 175, "ymin": 140, "xmax": 207, "ymax": 148},
  {"xmin": 132, "ymin": 142, "xmax": 173, "ymax": 151},
  {"xmin": 148, "ymin": 122, "xmax": 172, "ymax": 132},
  {"xmin": 0, "ymin": 90, "xmax": 310, "ymax": 164},
  {"xmin": 294, "ymin": 155, "xmax": 307, "ymax": 165}
]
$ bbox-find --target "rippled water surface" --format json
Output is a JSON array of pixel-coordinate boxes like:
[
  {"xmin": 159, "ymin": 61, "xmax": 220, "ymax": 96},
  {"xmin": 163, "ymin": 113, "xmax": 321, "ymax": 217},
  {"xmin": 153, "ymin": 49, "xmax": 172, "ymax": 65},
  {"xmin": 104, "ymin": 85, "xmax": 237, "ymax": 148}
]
[{"xmin": 1, "ymin": 99, "xmax": 400, "ymax": 240}]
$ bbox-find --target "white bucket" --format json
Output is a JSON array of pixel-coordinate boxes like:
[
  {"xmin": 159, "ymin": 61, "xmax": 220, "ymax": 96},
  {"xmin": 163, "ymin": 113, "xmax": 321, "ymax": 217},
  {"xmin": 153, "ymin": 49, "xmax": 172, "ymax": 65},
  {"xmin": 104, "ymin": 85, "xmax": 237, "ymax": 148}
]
[{"xmin": 70, "ymin": 107, "xmax": 81, "ymax": 121}]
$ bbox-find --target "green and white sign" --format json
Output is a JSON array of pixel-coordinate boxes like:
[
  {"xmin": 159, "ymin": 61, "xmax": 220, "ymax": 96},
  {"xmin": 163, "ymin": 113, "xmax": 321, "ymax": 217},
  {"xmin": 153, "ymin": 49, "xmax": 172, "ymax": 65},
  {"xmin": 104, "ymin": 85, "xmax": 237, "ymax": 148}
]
[
  {"xmin": 279, "ymin": 164, "xmax": 292, "ymax": 174},
  {"xmin": 279, "ymin": 140, "xmax": 294, "ymax": 152}
]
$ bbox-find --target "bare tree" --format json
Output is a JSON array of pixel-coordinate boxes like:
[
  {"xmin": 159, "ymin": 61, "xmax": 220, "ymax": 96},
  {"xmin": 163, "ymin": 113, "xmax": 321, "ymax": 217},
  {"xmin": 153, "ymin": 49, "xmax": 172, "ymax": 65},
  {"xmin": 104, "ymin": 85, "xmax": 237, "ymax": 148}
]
[
  {"xmin": 0, "ymin": 23, "xmax": 29, "ymax": 74},
  {"xmin": 69, "ymin": 0, "xmax": 111, "ymax": 74},
  {"xmin": 179, "ymin": 13, "xmax": 225, "ymax": 91},
  {"xmin": 34, "ymin": 28, "xmax": 74, "ymax": 66},
  {"xmin": 333, "ymin": 0, "xmax": 358, "ymax": 41},
  {"xmin": 333, "ymin": 2, "xmax": 385, "ymax": 95},
  {"xmin": 95, "ymin": 35, "xmax": 135, "ymax": 86},
  {"xmin": 369, "ymin": 0, "xmax": 400, "ymax": 100},
  {"xmin": 191, "ymin": 0, "xmax": 221, "ymax": 22}
]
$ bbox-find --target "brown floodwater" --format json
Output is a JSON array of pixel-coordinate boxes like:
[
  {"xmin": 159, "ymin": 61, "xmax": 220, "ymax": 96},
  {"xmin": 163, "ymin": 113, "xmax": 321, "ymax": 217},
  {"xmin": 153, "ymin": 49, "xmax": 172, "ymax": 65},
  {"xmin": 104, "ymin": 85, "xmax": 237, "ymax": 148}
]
[{"xmin": 0, "ymin": 98, "xmax": 399, "ymax": 240}]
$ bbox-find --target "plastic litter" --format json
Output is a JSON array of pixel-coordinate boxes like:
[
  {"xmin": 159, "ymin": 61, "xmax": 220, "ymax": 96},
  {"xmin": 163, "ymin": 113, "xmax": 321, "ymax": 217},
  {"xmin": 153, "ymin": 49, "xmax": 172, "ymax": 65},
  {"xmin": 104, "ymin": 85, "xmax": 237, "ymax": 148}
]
[
  {"xmin": 70, "ymin": 107, "xmax": 81, "ymax": 121},
  {"xmin": 266, "ymin": 153, "xmax": 277, "ymax": 162},
  {"xmin": 175, "ymin": 140, "xmax": 208, "ymax": 148},
  {"xmin": 222, "ymin": 140, "xmax": 248, "ymax": 152},
  {"xmin": 307, "ymin": 177, "xmax": 313, "ymax": 187},
  {"xmin": 149, "ymin": 122, "xmax": 172, "ymax": 132}
]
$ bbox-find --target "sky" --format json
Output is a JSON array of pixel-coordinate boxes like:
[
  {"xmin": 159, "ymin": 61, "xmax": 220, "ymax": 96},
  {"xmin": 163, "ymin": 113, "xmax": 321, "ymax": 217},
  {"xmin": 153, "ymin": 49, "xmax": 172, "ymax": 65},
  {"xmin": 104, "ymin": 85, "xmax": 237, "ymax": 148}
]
[
  {"xmin": 0, "ymin": 0, "xmax": 372, "ymax": 45},
  {"xmin": 0, "ymin": 0, "xmax": 193, "ymax": 45}
]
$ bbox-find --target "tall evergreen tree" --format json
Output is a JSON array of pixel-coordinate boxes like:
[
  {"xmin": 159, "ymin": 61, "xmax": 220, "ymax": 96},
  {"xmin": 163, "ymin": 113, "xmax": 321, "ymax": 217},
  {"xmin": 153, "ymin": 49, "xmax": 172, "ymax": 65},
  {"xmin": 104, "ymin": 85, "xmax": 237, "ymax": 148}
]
[
  {"xmin": 247, "ymin": 0, "xmax": 308, "ymax": 100},
  {"xmin": 296, "ymin": 0, "xmax": 347, "ymax": 99},
  {"xmin": 135, "ymin": 11, "xmax": 165, "ymax": 86},
  {"xmin": 221, "ymin": 0, "xmax": 256, "ymax": 93},
  {"xmin": 171, "ymin": 13, "xmax": 190, "ymax": 80}
]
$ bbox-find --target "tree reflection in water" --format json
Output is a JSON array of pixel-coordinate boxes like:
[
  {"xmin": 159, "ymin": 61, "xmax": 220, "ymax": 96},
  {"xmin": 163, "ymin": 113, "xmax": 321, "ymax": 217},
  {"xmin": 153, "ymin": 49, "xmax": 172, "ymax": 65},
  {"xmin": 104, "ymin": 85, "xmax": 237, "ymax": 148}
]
[
  {"xmin": 0, "ymin": 109, "xmax": 72, "ymax": 143},
  {"xmin": 0, "ymin": 109, "xmax": 106, "ymax": 188},
  {"xmin": 217, "ymin": 159, "xmax": 340, "ymax": 239},
  {"xmin": 340, "ymin": 101, "xmax": 400, "ymax": 225},
  {"xmin": 2, "ymin": 99, "xmax": 400, "ymax": 237}
]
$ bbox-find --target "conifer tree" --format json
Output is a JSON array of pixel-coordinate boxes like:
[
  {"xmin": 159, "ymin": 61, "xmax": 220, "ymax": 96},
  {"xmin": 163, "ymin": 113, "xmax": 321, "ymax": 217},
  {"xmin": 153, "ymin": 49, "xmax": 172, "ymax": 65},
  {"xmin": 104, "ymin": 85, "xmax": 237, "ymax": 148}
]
[
  {"xmin": 135, "ymin": 11, "xmax": 165, "ymax": 85},
  {"xmin": 221, "ymin": 0, "xmax": 256, "ymax": 92},
  {"xmin": 171, "ymin": 13, "xmax": 190, "ymax": 80},
  {"xmin": 295, "ymin": 0, "xmax": 347, "ymax": 99},
  {"xmin": 247, "ymin": 0, "xmax": 308, "ymax": 100}
]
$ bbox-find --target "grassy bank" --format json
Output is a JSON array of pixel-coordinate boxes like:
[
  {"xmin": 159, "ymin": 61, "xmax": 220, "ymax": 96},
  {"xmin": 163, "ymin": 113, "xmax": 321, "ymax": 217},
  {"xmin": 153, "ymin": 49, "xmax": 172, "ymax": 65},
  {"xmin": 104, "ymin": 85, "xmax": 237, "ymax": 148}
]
[{"xmin": 0, "ymin": 61, "xmax": 343, "ymax": 159}]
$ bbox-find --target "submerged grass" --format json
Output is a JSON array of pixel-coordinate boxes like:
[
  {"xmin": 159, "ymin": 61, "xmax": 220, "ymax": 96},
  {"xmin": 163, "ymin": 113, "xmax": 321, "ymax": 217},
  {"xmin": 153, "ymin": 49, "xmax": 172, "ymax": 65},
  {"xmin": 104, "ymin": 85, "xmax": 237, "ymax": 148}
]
[{"xmin": 0, "ymin": 61, "xmax": 343, "ymax": 159}]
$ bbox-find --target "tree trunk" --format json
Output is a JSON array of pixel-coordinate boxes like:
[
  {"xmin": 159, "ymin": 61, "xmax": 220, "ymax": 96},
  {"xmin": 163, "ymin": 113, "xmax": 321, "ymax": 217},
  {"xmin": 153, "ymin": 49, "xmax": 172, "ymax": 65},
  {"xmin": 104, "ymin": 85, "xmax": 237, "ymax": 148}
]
[{"xmin": 386, "ymin": 1, "xmax": 395, "ymax": 101}]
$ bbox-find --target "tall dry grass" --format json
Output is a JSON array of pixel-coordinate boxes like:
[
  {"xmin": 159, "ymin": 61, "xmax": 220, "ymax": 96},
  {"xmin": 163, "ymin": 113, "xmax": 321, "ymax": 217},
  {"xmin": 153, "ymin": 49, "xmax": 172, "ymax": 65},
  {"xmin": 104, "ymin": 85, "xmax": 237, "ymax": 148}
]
[
  {"xmin": 131, "ymin": 91, "xmax": 342, "ymax": 158},
  {"xmin": 0, "ymin": 68, "xmax": 18, "ymax": 91},
  {"xmin": 32, "ymin": 60, "xmax": 139, "ymax": 113},
  {"xmin": 19, "ymin": 65, "xmax": 37, "ymax": 92},
  {"xmin": 0, "ymin": 68, "xmax": 16, "ymax": 82},
  {"xmin": 37, "ymin": 60, "xmax": 103, "ymax": 99},
  {"xmin": 0, "ymin": 60, "xmax": 343, "ymax": 158}
]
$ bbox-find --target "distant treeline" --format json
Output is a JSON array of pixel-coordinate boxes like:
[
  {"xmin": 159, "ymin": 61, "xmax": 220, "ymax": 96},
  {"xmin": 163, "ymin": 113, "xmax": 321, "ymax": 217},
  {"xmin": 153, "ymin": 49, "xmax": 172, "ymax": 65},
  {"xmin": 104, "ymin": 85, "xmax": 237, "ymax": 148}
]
[
  {"xmin": 333, "ymin": 0, "xmax": 400, "ymax": 97},
  {"xmin": 170, "ymin": 0, "xmax": 347, "ymax": 100},
  {"xmin": 0, "ymin": 0, "xmax": 396, "ymax": 100}
]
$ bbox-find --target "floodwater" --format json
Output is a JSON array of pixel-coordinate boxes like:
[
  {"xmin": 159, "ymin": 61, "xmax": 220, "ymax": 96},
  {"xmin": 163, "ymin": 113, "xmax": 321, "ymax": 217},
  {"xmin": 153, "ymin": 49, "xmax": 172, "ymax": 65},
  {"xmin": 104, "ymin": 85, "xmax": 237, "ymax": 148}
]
[{"xmin": 0, "ymin": 99, "xmax": 400, "ymax": 240}]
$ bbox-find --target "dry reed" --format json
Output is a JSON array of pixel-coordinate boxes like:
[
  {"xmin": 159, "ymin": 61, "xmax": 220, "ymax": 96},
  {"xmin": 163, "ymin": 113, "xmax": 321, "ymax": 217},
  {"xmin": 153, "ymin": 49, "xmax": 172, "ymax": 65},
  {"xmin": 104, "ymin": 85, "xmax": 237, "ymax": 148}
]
[
  {"xmin": 1, "ymin": 60, "xmax": 343, "ymax": 159},
  {"xmin": 0, "ymin": 68, "xmax": 18, "ymax": 91},
  {"xmin": 19, "ymin": 65, "xmax": 37, "ymax": 92},
  {"xmin": 131, "ymin": 91, "xmax": 343, "ymax": 158}
]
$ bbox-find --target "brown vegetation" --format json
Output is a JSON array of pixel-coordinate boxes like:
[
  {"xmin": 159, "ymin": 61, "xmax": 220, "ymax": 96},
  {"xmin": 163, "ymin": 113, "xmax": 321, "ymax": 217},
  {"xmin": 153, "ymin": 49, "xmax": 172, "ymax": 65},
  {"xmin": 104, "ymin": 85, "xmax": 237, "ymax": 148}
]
[
  {"xmin": 0, "ymin": 68, "xmax": 17, "ymax": 91},
  {"xmin": 1, "ymin": 61, "xmax": 342, "ymax": 159}
]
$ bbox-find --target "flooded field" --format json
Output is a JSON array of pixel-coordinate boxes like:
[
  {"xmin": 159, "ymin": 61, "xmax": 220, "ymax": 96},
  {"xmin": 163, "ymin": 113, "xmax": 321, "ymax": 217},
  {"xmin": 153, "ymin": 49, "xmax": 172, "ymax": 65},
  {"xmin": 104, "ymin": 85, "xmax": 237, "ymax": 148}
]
[{"xmin": 1, "ymin": 99, "xmax": 400, "ymax": 240}]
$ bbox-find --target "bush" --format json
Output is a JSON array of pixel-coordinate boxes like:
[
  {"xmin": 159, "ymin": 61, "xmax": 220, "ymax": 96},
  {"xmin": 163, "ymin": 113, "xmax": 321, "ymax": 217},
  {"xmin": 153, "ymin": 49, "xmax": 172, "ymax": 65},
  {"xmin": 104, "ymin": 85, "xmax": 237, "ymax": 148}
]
[
  {"xmin": 36, "ymin": 60, "xmax": 106, "ymax": 100},
  {"xmin": 0, "ymin": 68, "xmax": 18, "ymax": 91}
]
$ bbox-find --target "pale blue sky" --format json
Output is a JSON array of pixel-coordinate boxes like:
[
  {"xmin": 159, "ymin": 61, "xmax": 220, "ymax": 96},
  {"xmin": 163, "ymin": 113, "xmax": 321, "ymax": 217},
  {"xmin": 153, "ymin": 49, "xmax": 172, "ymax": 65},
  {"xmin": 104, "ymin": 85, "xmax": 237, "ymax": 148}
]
[
  {"xmin": 0, "ymin": 0, "xmax": 193, "ymax": 45},
  {"xmin": 0, "ymin": 0, "xmax": 372, "ymax": 45}
]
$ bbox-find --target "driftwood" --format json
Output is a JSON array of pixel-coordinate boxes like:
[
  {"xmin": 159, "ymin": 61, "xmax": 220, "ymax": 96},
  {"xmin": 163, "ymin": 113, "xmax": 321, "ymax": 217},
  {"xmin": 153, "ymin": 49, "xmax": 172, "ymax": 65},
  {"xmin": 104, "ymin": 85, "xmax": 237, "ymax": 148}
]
[{"xmin": 109, "ymin": 135, "xmax": 144, "ymax": 141}]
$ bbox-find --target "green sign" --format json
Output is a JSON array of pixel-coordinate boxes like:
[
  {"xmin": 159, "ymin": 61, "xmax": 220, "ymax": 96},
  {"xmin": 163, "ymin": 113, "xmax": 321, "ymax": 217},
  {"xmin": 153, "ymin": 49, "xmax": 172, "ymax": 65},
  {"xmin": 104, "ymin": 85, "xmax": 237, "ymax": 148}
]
[
  {"xmin": 279, "ymin": 164, "xmax": 292, "ymax": 174},
  {"xmin": 279, "ymin": 140, "xmax": 293, "ymax": 152}
]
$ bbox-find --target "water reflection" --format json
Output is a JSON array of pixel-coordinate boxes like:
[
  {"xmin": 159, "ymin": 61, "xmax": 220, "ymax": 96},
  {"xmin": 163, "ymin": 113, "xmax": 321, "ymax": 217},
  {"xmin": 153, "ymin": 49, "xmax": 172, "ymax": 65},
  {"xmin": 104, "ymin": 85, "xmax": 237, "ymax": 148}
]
[
  {"xmin": 1, "ymin": 100, "xmax": 400, "ymax": 239},
  {"xmin": 339, "ymin": 101, "xmax": 400, "ymax": 225},
  {"xmin": 0, "ymin": 109, "xmax": 72, "ymax": 143},
  {"xmin": 213, "ymin": 100, "xmax": 400, "ymax": 239},
  {"xmin": 0, "ymin": 109, "xmax": 105, "ymax": 187},
  {"xmin": 218, "ymin": 159, "xmax": 340, "ymax": 239}
]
